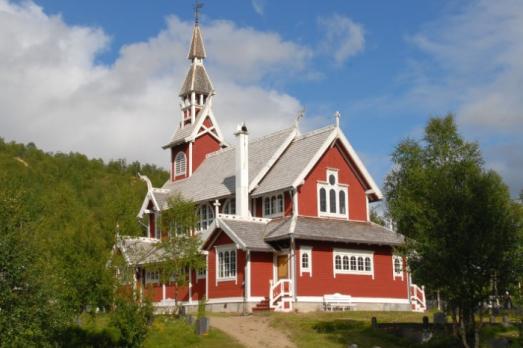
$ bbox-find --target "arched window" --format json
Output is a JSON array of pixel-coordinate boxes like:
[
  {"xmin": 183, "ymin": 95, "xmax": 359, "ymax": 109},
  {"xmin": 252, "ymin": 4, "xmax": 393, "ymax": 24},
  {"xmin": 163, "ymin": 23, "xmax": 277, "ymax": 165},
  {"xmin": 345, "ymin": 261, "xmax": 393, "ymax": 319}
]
[
  {"xmin": 350, "ymin": 256, "xmax": 356, "ymax": 270},
  {"xmin": 339, "ymin": 191, "xmax": 346, "ymax": 214},
  {"xmin": 365, "ymin": 257, "xmax": 372, "ymax": 271},
  {"xmin": 175, "ymin": 151, "xmax": 186, "ymax": 176},
  {"xmin": 329, "ymin": 189, "xmax": 337, "ymax": 213},
  {"xmin": 343, "ymin": 256, "xmax": 349, "ymax": 270},
  {"xmin": 319, "ymin": 188, "xmax": 327, "ymax": 212},
  {"xmin": 357, "ymin": 257, "xmax": 364, "ymax": 271},
  {"xmin": 277, "ymin": 194, "xmax": 284, "ymax": 214},
  {"xmin": 223, "ymin": 199, "xmax": 236, "ymax": 215},
  {"xmin": 317, "ymin": 169, "xmax": 348, "ymax": 218},
  {"xmin": 196, "ymin": 204, "xmax": 214, "ymax": 231},
  {"xmin": 335, "ymin": 255, "xmax": 341, "ymax": 270}
]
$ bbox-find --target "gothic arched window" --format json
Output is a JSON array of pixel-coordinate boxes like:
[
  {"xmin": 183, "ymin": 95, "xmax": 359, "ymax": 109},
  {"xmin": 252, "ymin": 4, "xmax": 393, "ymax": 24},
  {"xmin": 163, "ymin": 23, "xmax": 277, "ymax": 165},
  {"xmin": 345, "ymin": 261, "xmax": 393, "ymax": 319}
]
[{"xmin": 175, "ymin": 151, "xmax": 186, "ymax": 176}]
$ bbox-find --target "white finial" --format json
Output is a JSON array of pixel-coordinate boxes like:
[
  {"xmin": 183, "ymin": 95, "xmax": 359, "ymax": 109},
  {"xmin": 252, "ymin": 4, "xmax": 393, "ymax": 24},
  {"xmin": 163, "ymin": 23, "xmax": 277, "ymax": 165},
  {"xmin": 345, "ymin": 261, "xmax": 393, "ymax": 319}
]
[
  {"xmin": 213, "ymin": 199, "xmax": 221, "ymax": 217},
  {"xmin": 335, "ymin": 111, "xmax": 341, "ymax": 128},
  {"xmin": 294, "ymin": 109, "xmax": 305, "ymax": 129},
  {"xmin": 138, "ymin": 173, "xmax": 153, "ymax": 192}
]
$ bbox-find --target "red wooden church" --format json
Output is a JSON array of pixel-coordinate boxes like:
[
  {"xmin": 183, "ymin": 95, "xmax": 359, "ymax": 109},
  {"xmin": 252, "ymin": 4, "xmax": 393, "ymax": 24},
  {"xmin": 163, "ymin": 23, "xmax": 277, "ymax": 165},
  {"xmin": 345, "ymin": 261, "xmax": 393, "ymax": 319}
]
[{"xmin": 114, "ymin": 14, "xmax": 426, "ymax": 313}]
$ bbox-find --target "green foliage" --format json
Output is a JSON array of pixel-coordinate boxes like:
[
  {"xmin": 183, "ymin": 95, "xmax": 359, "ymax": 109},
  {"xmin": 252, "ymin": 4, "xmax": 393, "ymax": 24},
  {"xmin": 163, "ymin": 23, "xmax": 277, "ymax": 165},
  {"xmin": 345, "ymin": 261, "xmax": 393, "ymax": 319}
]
[
  {"xmin": 0, "ymin": 138, "xmax": 168, "ymax": 345},
  {"xmin": 109, "ymin": 294, "xmax": 154, "ymax": 348},
  {"xmin": 370, "ymin": 206, "xmax": 387, "ymax": 226},
  {"xmin": 384, "ymin": 115, "xmax": 522, "ymax": 347},
  {"xmin": 159, "ymin": 195, "xmax": 205, "ymax": 289}
]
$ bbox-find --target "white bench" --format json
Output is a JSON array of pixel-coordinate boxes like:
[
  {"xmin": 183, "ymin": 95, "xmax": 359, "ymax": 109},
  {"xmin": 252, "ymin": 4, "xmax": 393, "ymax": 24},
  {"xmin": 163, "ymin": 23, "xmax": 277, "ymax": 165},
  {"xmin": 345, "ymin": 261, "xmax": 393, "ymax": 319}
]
[{"xmin": 323, "ymin": 293, "xmax": 356, "ymax": 311}]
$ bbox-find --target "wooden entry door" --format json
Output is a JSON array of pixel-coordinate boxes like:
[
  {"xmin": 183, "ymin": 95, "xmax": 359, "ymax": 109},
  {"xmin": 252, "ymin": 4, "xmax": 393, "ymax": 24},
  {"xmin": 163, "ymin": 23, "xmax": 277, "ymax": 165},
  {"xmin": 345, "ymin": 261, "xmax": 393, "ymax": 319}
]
[{"xmin": 277, "ymin": 255, "xmax": 289, "ymax": 279}]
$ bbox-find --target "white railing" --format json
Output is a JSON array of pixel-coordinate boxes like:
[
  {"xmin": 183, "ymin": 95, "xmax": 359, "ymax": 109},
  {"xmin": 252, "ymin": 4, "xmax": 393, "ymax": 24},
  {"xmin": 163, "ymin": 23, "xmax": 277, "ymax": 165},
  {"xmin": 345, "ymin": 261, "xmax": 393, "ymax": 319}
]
[
  {"xmin": 410, "ymin": 284, "xmax": 427, "ymax": 312},
  {"xmin": 269, "ymin": 279, "xmax": 293, "ymax": 312}
]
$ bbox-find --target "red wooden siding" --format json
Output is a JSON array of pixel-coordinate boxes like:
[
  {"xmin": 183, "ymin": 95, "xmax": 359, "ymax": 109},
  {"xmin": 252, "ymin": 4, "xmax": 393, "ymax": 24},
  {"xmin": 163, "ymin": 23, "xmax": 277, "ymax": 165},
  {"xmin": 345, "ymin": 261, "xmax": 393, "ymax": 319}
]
[
  {"xmin": 207, "ymin": 231, "xmax": 245, "ymax": 299},
  {"xmin": 295, "ymin": 241, "xmax": 408, "ymax": 299},
  {"xmin": 250, "ymin": 252, "xmax": 273, "ymax": 297},
  {"xmin": 284, "ymin": 191, "xmax": 293, "ymax": 216},
  {"xmin": 203, "ymin": 117, "xmax": 213, "ymax": 128},
  {"xmin": 192, "ymin": 133, "xmax": 221, "ymax": 173},
  {"xmin": 297, "ymin": 140, "xmax": 368, "ymax": 221}
]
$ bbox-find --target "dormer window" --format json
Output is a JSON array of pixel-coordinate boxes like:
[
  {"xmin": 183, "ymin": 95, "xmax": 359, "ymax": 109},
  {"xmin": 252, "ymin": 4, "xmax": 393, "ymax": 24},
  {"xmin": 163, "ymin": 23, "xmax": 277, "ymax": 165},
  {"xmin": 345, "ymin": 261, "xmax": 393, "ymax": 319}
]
[
  {"xmin": 317, "ymin": 169, "xmax": 348, "ymax": 218},
  {"xmin": 175, "ymin": 152, "xmax": 186, "ymax": 176},
  {"xmin": 263, "ymin": 194, "xmax": 284, "ymax": 217}
]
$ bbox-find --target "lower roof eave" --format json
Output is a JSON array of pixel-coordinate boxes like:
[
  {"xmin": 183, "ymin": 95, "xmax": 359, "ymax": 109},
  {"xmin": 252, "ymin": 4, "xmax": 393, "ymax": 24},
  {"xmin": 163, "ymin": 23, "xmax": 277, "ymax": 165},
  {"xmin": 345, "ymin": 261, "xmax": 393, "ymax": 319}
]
[{"xmin": 264, "ymin": 234, "xmax": 403, "ymax": 247}]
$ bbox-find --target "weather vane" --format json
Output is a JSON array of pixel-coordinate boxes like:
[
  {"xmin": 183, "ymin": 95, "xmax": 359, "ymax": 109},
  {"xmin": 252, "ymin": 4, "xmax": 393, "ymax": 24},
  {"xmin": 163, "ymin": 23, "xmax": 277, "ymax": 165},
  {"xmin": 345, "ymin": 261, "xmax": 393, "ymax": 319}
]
[{"xmin": 194, "ymin": 0, "xmax": 204, "ymax": 25}]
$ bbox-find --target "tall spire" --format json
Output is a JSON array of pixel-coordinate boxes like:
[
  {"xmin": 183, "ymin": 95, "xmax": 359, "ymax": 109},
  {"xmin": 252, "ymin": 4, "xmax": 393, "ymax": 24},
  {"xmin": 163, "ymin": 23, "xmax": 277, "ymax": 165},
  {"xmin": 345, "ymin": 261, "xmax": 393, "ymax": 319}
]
[{"xmin": 188, "ymin": 1, "xmax": 206, "ymax": 60}]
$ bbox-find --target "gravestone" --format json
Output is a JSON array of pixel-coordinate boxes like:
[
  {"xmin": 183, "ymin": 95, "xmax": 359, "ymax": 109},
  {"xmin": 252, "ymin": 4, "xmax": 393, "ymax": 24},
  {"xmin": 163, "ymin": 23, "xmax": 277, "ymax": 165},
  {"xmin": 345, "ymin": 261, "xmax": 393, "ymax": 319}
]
[
  {"xmin": 195, "ymin": 317, "xmax": 209, "ymax": 336},
  {"xmin": 501, "ymin": 315, "xmax": 510, "ymax": 328},
  {"xmin": 371, "ymin": 317, "xmax": 378, "ymax": 329}
]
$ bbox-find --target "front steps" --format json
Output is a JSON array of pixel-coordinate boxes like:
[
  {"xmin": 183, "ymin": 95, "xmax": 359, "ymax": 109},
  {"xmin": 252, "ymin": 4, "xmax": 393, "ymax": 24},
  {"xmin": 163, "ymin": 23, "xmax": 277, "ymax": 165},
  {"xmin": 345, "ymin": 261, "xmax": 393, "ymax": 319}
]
[{"xmin": 252, "ymin": 297, "xmax": 274, "ymax": 312}]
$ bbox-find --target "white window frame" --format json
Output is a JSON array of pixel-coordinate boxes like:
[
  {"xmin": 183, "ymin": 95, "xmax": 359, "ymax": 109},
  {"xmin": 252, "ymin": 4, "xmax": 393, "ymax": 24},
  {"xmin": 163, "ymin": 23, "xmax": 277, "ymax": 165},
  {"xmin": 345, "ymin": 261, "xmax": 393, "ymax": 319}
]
[
  {"xmin": 300, "ymin": 246, "xmax": 312, "ymax": 276},
  {"xmin": 196, "ymin": 204, "xmax": 214, "ymax": 232},
  {"xmin": 145, "ymin": 269, "xmax": 160, "ymax": 284},
  {"xmin": 196, "ymin": 268, "xmax": 206, "ymax": 280},
  {"xmin": 215, "ymin": 245, "xmax": 237, "ymax": 283},
  {"xmin": 174, "ymin": 151, "xmax": 186, "ymax": 176},
  {"xmin": 333, "ymin": 249, "xmax": 374, "ymax": 278},
  {"xmin": 222, "ymin": 198, "xmax": 236, "ymax": 215},
  {"xmin": 262, "ymin": 193, "xmax": 284, "ymax": 218},
  {"xmin": 317, "ymin": 169, "xmax": 349, "ymax": 219},
  {"xmin": 392, "ymin": 255, "xmax": 404, "ymax": 280}
]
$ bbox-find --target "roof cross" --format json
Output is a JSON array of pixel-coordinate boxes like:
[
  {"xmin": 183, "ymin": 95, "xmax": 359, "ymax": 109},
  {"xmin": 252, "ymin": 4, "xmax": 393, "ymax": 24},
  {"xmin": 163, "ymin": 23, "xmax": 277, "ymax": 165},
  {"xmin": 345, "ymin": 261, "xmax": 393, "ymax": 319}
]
[{"xmin": 194, "ymin": 0, "xmax": 204, "ymax": 25}]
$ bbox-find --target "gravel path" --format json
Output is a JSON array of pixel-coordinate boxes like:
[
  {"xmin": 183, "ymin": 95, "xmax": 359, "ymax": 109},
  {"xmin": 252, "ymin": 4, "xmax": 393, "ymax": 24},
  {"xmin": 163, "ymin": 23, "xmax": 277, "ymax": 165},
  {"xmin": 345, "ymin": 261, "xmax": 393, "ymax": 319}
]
[{"xmin": 210, "ymin": 315, "xmax": 296, "ymax": 348}]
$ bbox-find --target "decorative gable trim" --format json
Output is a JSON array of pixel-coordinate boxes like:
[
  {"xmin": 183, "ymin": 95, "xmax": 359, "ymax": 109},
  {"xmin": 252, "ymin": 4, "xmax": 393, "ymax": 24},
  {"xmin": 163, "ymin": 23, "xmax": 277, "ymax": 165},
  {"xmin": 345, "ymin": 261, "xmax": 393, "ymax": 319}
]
[{"xmin": 202, "ymin": 218, "xmax": 246, "ymax": 250}]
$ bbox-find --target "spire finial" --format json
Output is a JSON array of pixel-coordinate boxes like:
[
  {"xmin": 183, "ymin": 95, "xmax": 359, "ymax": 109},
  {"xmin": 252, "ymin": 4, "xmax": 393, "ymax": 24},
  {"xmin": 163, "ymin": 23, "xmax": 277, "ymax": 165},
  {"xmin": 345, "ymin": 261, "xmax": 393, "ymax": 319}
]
[
  {"xmin": 194, "ymin": 0, "xmax": 204, "ymax": 26},
  {"xmin": 295, "ymin": 109, "xmax": 305, "ymax": 129},
  {"xmin": 335, "ymin": 111, "xmax": 341, "ymax": 128}
]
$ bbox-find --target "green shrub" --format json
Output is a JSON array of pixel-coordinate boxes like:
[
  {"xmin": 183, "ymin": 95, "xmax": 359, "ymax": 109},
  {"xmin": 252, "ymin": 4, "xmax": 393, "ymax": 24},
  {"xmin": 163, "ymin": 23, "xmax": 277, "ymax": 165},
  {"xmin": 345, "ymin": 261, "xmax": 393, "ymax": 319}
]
[{"xmin": 109, "ymin": 296, "xmax": 154, "ymax": 348}]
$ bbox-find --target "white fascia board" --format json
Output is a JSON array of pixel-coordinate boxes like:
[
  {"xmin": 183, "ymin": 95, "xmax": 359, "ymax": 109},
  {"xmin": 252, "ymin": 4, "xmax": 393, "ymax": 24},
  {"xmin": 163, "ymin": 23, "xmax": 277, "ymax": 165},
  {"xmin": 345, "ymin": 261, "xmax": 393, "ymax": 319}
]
[
  {"xmin": 336, "ymin": 129, "xmax": 383, "ymax": 200},
  {"xmin": 218, "ymin": 219, "xmax": 247, "ymax": 250},
  {"xmin": 249, "ymin": 128, "xmax": 297, "ymax": 192},
  {"xmin": 137, "ymin": 192, "xmax": 159, "ymax": 218},
  {"xmin": 291, "ymin": 128, "xmax": 338, "ymax": 189}
]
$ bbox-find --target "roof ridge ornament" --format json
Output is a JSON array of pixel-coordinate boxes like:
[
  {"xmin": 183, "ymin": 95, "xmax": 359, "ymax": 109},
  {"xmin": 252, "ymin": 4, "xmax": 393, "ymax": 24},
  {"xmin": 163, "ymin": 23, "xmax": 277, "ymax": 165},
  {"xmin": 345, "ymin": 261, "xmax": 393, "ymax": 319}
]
[
  {"xmin": 294, "ymin": 109, "xmax": 305, "ymax": 129},
  {"xmin": 194, "ymin": 0, "xmax": 203, "ymax": 26},
  {"xmin": 335, "ymin": 111, "xmax": 341, "ymax": 128}
]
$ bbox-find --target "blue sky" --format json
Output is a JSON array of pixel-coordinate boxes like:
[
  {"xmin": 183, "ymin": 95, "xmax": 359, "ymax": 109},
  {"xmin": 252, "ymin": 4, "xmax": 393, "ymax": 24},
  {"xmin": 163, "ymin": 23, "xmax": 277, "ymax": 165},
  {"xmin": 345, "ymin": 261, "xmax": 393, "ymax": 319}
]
[{"xmin": 1, "ymin": 0, "xmax": 522, "ymax": 198}]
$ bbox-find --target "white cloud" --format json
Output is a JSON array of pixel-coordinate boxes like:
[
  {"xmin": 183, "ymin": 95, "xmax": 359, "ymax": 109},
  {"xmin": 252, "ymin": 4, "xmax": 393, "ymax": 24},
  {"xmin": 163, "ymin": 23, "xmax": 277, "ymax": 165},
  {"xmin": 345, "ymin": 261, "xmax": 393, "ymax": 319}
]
[
  {"xmin": 0, "ymin": 0, "xmax": 311, "ymax": 168},
  {"xmin": 251, "ymin": 0, "xmax": 265, "ymax": 16},
  {"xmin": 409, "ymin": 0, "xmax": 523, "ymax": 133},
  {"xmin": 318, "ymin": 14, "xmax": 365, "ymax": 65},
  {"xmin": 403, "ymin": 0, "xmax": 523, "ymax": 195}
]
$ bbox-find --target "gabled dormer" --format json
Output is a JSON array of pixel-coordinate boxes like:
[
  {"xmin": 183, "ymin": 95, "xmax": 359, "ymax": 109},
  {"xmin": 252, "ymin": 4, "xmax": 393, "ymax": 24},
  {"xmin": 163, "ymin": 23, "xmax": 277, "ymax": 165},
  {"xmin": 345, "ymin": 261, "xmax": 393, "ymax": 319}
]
[{"xmin": 162, "ymin": 15, "xmax": 226, "ymax": 182}]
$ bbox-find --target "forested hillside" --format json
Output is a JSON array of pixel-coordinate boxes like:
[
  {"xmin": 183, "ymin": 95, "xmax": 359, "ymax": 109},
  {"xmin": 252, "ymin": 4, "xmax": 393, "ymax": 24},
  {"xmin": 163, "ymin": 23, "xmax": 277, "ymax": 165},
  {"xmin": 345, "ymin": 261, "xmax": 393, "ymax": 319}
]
[{"xmin": 0, "ymin": 138, "xmax": 169, "ymax": 345}]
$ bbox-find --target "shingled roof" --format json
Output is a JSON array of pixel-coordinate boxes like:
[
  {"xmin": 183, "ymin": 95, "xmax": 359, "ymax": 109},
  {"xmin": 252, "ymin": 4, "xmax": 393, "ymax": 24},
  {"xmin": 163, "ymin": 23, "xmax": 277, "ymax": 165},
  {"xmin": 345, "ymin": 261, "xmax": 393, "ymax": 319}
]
[
  {"xmin": 265, "ymin": 216, "xmax": 405, "ymax": 246},
  {"xmin": 161, "ymin": 127, "xmax": 296, "ymax": 203},
  {"xmin": 188, "ymin": 25, "xmax": 206, "ymax": 60},
  {"xmin": 179, "ymin": 64, "xmax": 214, "ymax": 96},
  {"xmin": 253, "ymin": 125, "xmax": 336, "ymax": 196}
]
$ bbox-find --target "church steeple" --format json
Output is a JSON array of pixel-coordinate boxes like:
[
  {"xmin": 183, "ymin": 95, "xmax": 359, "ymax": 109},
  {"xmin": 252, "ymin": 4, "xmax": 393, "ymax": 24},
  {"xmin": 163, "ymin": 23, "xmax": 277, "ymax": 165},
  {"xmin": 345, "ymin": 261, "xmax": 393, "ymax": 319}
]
[{"xmin": 179, "ymin": 1, "xmax": 214, "ymax": 126}]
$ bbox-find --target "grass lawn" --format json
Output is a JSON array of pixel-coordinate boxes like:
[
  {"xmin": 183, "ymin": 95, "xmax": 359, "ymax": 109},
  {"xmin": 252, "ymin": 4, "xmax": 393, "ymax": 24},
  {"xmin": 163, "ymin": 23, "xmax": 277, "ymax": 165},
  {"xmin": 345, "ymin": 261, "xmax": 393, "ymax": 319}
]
[
  {"xmin": 144, "ymin": 315, "xmax": 244, "ymax": 348},
  {"xmin": 267, "ymin": 311, "xmax": 521, "ymax": 348},
  {"xmin": 78, "ymin": 313, "xmax": 244, "ymax": 348}
]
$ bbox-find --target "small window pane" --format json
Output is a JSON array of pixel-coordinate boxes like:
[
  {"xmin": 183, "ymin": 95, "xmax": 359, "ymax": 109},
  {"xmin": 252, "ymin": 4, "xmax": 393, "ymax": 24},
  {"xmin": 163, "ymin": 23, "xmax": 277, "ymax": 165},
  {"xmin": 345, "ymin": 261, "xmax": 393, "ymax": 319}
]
[
  {"xmin": 302, "ymin": 253, "xmax": 309, "ymax": 269},
  {"xmin": 365, "ymin": 257, "xmax": 371, "ymax": 271},
  {"xmin": 320, "ymin": 188, "xmax": 327, "ymax": 212},
  {"xmin": 339, "ymin": 191, "xmax": 346, "ymax": 215},
  {"xmin": 335, "ymin": 255, "xmax": 341, "ymax": 270},
  {"xmin": 329, "ymin": 174, "xmax": 336, "ymax": 185},
  {"xmin": 329, "ymin": 189, "xmax": 336, "ymax": 213},
  {"xmin": 357, "ymin": 257, "xmax": 364, "ymax": 271},
  {"xmin": 350, "ymin": 256, "xmax": 356, "ymax": 270},
  {"xmin": 224, "ymin": 252, "xmax": 230, "ymax": 277},
  {"xmin": 264, "ymin": 198, "xmax": 271, "ymax": 216},
  {"xmin": 277, "ymin": 195, "xmax": 284, "ymax": 213},
  {"xmin": 394, "ymin": 258, "xmax": 401, "ymax": 273},
  {"xmin": 230, "ymin": 251, "xmax": 236, "ymax": 276},
  {"xmin": 175, "ymin": 152, "xmax": 186, "ymax": 176},
  {"xmin": 271, "ymin": 196, "xmax": 277, "ymax": 215},
  {"xmin": 343, "ymin": 256, "xmax": 349, "ymax": 270}
]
